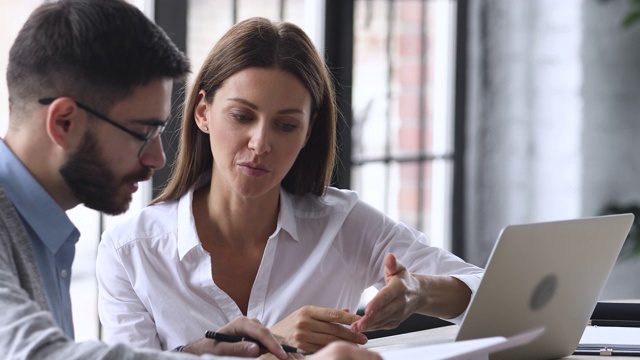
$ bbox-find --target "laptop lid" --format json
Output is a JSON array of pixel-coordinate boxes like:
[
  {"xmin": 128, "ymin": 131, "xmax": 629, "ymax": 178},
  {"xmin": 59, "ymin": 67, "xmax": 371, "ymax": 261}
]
[{"xmin": 455, "ymin": 214, "xmax": 634, "ymax": 360}]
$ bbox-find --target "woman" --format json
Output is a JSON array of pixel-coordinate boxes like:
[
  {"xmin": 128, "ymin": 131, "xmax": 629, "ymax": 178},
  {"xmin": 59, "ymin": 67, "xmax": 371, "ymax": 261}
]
[{"xmin": 96, "ymin": 17, "xmax": 483, "ymax": 355}]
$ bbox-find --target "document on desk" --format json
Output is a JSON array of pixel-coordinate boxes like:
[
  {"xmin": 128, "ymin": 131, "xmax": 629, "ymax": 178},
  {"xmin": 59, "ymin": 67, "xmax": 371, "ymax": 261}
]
[
  {"xmin": 376, "ymin": 328, "xmax": 543, "ymax": 360},
  {"xmin": 575, "ymin": 326, "xmax": 640, "ymax": 356}
]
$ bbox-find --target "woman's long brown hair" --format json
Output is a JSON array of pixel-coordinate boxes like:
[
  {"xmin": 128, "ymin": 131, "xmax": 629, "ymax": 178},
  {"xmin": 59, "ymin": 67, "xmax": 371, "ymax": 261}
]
[{"xmin": 152, "ymin": 17, "xmax": 337, "ymax": 204}]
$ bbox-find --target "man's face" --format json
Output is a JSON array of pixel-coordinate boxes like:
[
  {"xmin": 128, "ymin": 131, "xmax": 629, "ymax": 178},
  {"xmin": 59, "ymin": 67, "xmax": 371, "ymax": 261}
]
[
  {"xmin": 60, "ymin": 78, "xmax": 173, "ymax": 215},
  {"xmin": 60, "ymin": 129, "xmax": 151, "ymax": 215}
]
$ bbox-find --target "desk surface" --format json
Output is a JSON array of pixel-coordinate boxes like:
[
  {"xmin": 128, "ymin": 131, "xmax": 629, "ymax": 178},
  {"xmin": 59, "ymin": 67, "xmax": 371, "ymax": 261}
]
[{"xmin": 363, "ymin": 325, "xmax": 640, "ymax": 359}]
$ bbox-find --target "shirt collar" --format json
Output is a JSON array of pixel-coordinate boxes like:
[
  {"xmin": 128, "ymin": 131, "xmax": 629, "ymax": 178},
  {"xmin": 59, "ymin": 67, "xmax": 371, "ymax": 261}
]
[
  {"xmin": 278, "ymin": 188, "xmax": 300, "ymax": 242},
  {"xmin": 177, "ymin": 184, "xmax": 200, "ymax": 260},
  {"xmin": 177, "ymin": 173, "xmax": 218, "ymax": 259},
  {"xmin": 175, "ymin": 178, "xmax": 301, "ymax": 260},
  {"xmin": 0, "ymin": 139, "xmax": 78, "ymax": 253}
]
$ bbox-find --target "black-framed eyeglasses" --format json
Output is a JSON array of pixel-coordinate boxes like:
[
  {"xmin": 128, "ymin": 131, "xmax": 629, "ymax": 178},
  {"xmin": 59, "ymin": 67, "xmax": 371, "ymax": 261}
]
[{"xmin": 38, "ymin": 97, "xmax": 165, "ymax": 157}]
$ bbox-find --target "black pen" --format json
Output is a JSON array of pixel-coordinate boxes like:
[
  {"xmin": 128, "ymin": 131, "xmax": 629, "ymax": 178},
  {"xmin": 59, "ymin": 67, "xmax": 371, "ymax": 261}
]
[{"xmin": 204, "ymin": 330, "xmax": 306, "ymax": 354}]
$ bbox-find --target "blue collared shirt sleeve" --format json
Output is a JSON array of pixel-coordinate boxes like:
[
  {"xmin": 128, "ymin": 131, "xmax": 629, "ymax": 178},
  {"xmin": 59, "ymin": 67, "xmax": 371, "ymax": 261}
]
[{"xmin": 0, "ymin": 140, "xmax": 79, "ymax": 339}]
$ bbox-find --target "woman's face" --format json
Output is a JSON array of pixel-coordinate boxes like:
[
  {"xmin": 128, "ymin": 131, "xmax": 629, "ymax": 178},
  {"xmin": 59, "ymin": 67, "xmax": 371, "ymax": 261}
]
[{"xmin": 195, "ymin": 67, "xmax": 313, "ymax": 200}]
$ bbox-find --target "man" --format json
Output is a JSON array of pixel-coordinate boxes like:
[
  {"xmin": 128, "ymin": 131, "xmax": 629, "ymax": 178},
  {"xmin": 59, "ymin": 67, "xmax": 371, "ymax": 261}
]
[{"xmin": 0, "ymin": 1, "xmax": 379, "ymax": 359}]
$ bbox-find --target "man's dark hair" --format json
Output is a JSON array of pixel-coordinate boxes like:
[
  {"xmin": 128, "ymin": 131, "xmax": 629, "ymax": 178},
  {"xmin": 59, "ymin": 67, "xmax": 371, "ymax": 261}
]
[{"xmin": 7, "ymin": 0, "xmax": 190, "ymax": 115}]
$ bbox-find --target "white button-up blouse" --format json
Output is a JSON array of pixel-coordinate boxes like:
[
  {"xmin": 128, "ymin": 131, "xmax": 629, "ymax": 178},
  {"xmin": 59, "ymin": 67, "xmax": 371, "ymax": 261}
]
[{"xmin": 96, "ymin": 185, "xmax": 483, "ymax": 351}]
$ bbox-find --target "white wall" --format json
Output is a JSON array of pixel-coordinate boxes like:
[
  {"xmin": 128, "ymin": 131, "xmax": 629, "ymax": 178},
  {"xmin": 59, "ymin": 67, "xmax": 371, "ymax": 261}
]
[
  {"xmin": 465, "ymin": 0, "xmax": 640, "ymax": 300},
  {"xmin": 466, "ymin": 0, "xmax": 583, "ymax": 264},
  {"xmin": 582, "ymin": 0, "xmax": 640, "ymax": 299}
]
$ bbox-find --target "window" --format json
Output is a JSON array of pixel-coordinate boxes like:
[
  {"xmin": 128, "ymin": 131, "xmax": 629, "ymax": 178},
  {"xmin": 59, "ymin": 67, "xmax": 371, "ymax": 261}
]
[
  {"xmin": 168, "ymin": 1, "xmax": 461, "ymax": 253},
  {"xmin": 351, "ymin": 0, "xmax": 458, "ymax": 250}
]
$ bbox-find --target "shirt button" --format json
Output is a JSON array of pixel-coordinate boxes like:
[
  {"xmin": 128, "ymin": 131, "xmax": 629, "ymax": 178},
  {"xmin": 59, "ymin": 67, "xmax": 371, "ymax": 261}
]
[{"xmin": 60, "ymin": 269, "xmax": 68, "ymax": 278}]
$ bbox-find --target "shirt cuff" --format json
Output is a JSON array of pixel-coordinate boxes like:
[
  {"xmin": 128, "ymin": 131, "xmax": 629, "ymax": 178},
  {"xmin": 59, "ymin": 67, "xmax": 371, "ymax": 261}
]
[{"xmin": 446, "ymin": 273, "xmax": 484, "ymax": 324}]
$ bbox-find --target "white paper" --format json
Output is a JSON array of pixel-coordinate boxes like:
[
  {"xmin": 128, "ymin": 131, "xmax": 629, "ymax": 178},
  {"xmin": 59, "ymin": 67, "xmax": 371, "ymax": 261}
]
[
  {"xmin": 578, "ymin": 326, "xmax": 640, "ymax": 349},
  {"xmin": 379, "ymin": 328, "xmax": 544, "ymax": 360}
]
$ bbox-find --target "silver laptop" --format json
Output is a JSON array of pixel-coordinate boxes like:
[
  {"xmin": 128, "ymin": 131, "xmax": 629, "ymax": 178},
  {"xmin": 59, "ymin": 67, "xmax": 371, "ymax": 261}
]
[{"xmin": 455, "ymin": 214, "xmax": 634, "ymax": 360}]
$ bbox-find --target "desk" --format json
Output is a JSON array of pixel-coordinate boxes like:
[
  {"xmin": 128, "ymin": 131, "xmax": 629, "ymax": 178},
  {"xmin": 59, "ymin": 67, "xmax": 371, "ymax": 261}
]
[{"xmin": 363, "ymin": 325, "xmax": 640, "ymax": 359}]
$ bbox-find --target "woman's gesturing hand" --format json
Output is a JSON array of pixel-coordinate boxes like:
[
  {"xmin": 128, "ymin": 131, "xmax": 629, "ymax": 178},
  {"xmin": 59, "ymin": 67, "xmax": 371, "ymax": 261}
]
[{"xmin": 351, "ymin": 253, "xmax": 423, "ymax": 332}]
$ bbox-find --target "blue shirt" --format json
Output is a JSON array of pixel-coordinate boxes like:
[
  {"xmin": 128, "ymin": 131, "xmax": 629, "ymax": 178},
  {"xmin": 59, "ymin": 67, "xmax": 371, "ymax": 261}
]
[{"xmin": 0, "ymin": 139, "xmax": 79, "ymax": 339}]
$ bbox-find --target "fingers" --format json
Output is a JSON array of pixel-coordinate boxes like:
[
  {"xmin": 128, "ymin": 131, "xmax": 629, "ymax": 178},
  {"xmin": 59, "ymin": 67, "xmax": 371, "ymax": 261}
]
[
  {"xmin": 259, "ymin": 352, "xmax": 304, "ymax": 360},
  {"xmin": 209, "ymin": 341, "xmax": 262, "ymax": 357},
  {"xmin": 272, "ymin": 306, "xmax": 368, "ymax": 354},
  {"xmin": 294, "ymin": 309, "xmax": 368, "ymax": 352},
  {"xmin": 383, "ymin": 253, "xmax": 406, "ymax": 280},
  {"xmin": 351, "ymin": 287, "xmax": 406, "ymax": 332},
  {"xmin": 352, "ymin": 254, "xmax": 416, "ymax": 332},
  {"xmin": 220, "ymin": 317, "xmax": 288, "ymax": 359},
  {"xmin": 181, "ymin": 337, "xmax": 262, "ymax": 357},
  {"xmin": 292, "ymin": 321, "xmax": 368, "ymax": 353},
  {"xmin": 307, "ymin": 306, "xmax": 361, "ymax": 325},
  {"xmin": 309, "ymin": 342, "xmax": 383, "ymax": 360}
]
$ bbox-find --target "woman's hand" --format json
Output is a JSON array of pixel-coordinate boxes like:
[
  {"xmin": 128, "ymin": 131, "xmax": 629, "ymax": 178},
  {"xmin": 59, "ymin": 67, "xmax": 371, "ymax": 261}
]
[
  {"xmin": 271, "ymin": 305, "xmax": 368, "ymax": 353},
  {"xmin": 182, "ymin": 316, "xmax": 288, "ymax": 359},
  {"xmin": 351, "ymin": 253, "xmax": 472, "ymax": 333},
  {"xmin": 351, "ymin": 253, "xmax": 422, "ymax": 332}
]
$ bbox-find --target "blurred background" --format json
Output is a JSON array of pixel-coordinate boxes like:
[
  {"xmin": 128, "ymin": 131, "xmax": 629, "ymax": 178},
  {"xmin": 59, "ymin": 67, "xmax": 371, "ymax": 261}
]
[{"xmin": 2, "ymin": 0, "xmax": 640, "ymax": 341}]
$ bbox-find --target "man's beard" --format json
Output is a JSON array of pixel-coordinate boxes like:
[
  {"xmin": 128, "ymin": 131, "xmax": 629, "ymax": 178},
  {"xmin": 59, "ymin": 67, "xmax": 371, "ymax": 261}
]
[{"xmin": 60, "ymin": 130, "xmax": 152, "ymax": 215}]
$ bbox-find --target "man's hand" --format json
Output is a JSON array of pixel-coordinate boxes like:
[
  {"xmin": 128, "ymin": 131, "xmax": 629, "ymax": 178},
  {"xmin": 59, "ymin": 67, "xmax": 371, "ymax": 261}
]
[
  {"xmin": 309, "ymin": 341, "xmax": 383, "ymax": 360},
  {"xmin": 260, "ymin": 342, "xmax": 381, "ymax": 360},
  {"xmin": 182, "ymin": 316, "xmax": 288, "ymax": 359},
  {"xmin": 271, "ymin": 305, "xmax": 368, "ymax": 353}
]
